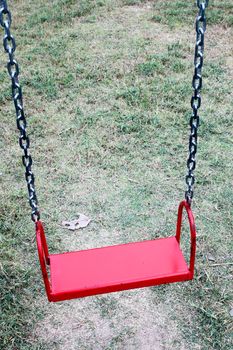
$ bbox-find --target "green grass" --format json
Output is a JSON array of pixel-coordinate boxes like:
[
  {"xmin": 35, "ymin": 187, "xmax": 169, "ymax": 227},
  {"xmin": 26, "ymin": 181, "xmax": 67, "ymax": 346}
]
[
  {"xmin": 152, "ymin": 0, "xmax": 233, "ymax": 28},
  {"xmin": 26, "ymin": 0, "xmax": 107, "ymax": 27},
  {"xmin": 0, "ymin": 0, "xmax": 233, "ymax": 349}
]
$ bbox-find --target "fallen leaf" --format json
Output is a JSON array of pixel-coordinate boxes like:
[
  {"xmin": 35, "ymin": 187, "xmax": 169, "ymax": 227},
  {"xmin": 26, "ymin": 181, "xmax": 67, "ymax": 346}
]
[
  {"xmin": 230, "ymin": 308, "xmax": 233, "ymax": 317},
  {"xmin": 207, "ymin": 254, "xmax": 215, "ymax": 262},
  {"xmin": 62, "ymin": 213, "xmax": 91, "ymax": 231}
]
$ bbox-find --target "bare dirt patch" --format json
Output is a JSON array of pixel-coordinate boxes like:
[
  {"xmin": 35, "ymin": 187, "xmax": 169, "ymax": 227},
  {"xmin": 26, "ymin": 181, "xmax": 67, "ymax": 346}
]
[{"xmin": 34, "ymin": 289, "xmax": 190, "ymax": 350}]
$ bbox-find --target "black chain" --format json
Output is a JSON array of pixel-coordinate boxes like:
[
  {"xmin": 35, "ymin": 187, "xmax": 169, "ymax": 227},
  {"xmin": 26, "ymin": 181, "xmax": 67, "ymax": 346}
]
[
  {"xmin": 0, "ymin": 0, "xmax": 40, "ymax": 222},
  {"xmin": 185, "ymin": 0, "xmax": 208, "ymax": 205}
]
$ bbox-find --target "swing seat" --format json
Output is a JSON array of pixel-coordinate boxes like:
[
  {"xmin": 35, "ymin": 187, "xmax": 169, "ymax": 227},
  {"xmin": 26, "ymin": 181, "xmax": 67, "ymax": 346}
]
[{"xmin": 36, "ymin": 201, "xmax": 196, "ymax": 302}]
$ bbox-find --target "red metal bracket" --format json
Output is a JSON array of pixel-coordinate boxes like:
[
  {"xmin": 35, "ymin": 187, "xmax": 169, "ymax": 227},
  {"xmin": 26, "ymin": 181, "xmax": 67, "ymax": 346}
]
[
  {"xmin": 36, "ymin": 221, "xmax": 52, "ymax": 301},
  {"xmin": 175, "ymin": 200, "xmax": 196, "ymax": 277}
]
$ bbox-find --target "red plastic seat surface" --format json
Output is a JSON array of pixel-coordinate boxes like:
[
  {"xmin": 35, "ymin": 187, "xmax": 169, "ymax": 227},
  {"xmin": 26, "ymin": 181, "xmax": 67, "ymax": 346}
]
[{"xmin": 49, "ymin": 237, "xmax": 191, "ymax": 301}]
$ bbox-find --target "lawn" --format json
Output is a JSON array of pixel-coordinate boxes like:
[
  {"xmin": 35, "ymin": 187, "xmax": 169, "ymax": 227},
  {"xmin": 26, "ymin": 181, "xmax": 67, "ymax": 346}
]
[{"xmin": 0, "ymin": 0, "xmax": 232, "ymax": 349}]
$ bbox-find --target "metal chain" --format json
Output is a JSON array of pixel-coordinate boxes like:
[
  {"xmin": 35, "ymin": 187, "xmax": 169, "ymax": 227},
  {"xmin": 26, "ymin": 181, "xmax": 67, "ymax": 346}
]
[
  {"xmin": 0, "ymin": 0, "xmax": 40, "ymax": 222},
  {"xmin": 185, "ymin": 0, "xmax": 208, "ymax": 205}
]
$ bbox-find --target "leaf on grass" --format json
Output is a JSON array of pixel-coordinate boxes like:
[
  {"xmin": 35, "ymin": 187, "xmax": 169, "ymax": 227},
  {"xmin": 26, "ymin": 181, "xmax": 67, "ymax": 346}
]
[
  {"xmin": 229, "ymin": 308, "xmax": 233, "ymax": 317},
  {"xmin": 207, "ymin": 254, "xmax": 215, "ymax": 262},
  {"xmin": 62, "ymin": 213, "xmax": 91, "ymax": 231}
]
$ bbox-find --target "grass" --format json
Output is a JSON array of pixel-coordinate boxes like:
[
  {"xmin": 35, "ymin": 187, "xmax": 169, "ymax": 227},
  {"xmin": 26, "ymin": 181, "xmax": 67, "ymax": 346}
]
[
  {"xmin": 151, "ymin": 0, "xmax": 233, "ymax": 28},
  {"xmin": 0, "ymin": 0, "xmax": 233, "ymax": 349}
]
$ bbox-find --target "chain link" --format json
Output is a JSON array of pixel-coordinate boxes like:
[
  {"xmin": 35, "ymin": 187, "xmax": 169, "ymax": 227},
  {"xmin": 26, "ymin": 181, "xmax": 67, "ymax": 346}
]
[
  {"xmin": 185, "ymin": 0, "xmax": 208, "ymax": 205},
  {"xmin": 0, "ymin": 0, "xmax": 40, "ymax": 221}
]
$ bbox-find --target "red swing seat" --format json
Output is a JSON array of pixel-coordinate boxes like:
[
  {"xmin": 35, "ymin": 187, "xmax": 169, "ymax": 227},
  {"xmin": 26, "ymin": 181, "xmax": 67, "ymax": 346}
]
[{"xmin": 36, "ymin": 201, "xmax": 196, "ymax": 302}]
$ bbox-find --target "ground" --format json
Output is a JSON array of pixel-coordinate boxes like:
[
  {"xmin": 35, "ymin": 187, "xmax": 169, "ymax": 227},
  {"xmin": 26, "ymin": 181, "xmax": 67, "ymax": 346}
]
[{"xmin": 0, "ymin": 1, "xmax": 233, "ymax": 349}]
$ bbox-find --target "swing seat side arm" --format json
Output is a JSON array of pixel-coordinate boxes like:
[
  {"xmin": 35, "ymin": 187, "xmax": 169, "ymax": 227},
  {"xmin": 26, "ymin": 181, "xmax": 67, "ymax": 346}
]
[{"xmin": 176, "ymin": 200, "xmax": 196, "ymax": 277}]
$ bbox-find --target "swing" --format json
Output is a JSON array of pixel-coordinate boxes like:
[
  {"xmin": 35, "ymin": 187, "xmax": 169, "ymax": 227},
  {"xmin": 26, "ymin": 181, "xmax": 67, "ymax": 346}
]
[{"xmin": 0, "ymin": 0, "xmax": 208, "ymax": 302}]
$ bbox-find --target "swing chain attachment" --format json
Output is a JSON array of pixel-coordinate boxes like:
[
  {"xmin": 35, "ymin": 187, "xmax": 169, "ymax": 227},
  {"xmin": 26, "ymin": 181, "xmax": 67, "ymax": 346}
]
[
  {"xmin": 185, "ymin": 0, "xmax": 208, "ymax": 205},
  {"xmin": 0, "ymin": 0, "xmax": 40, "ymax": 222}
]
